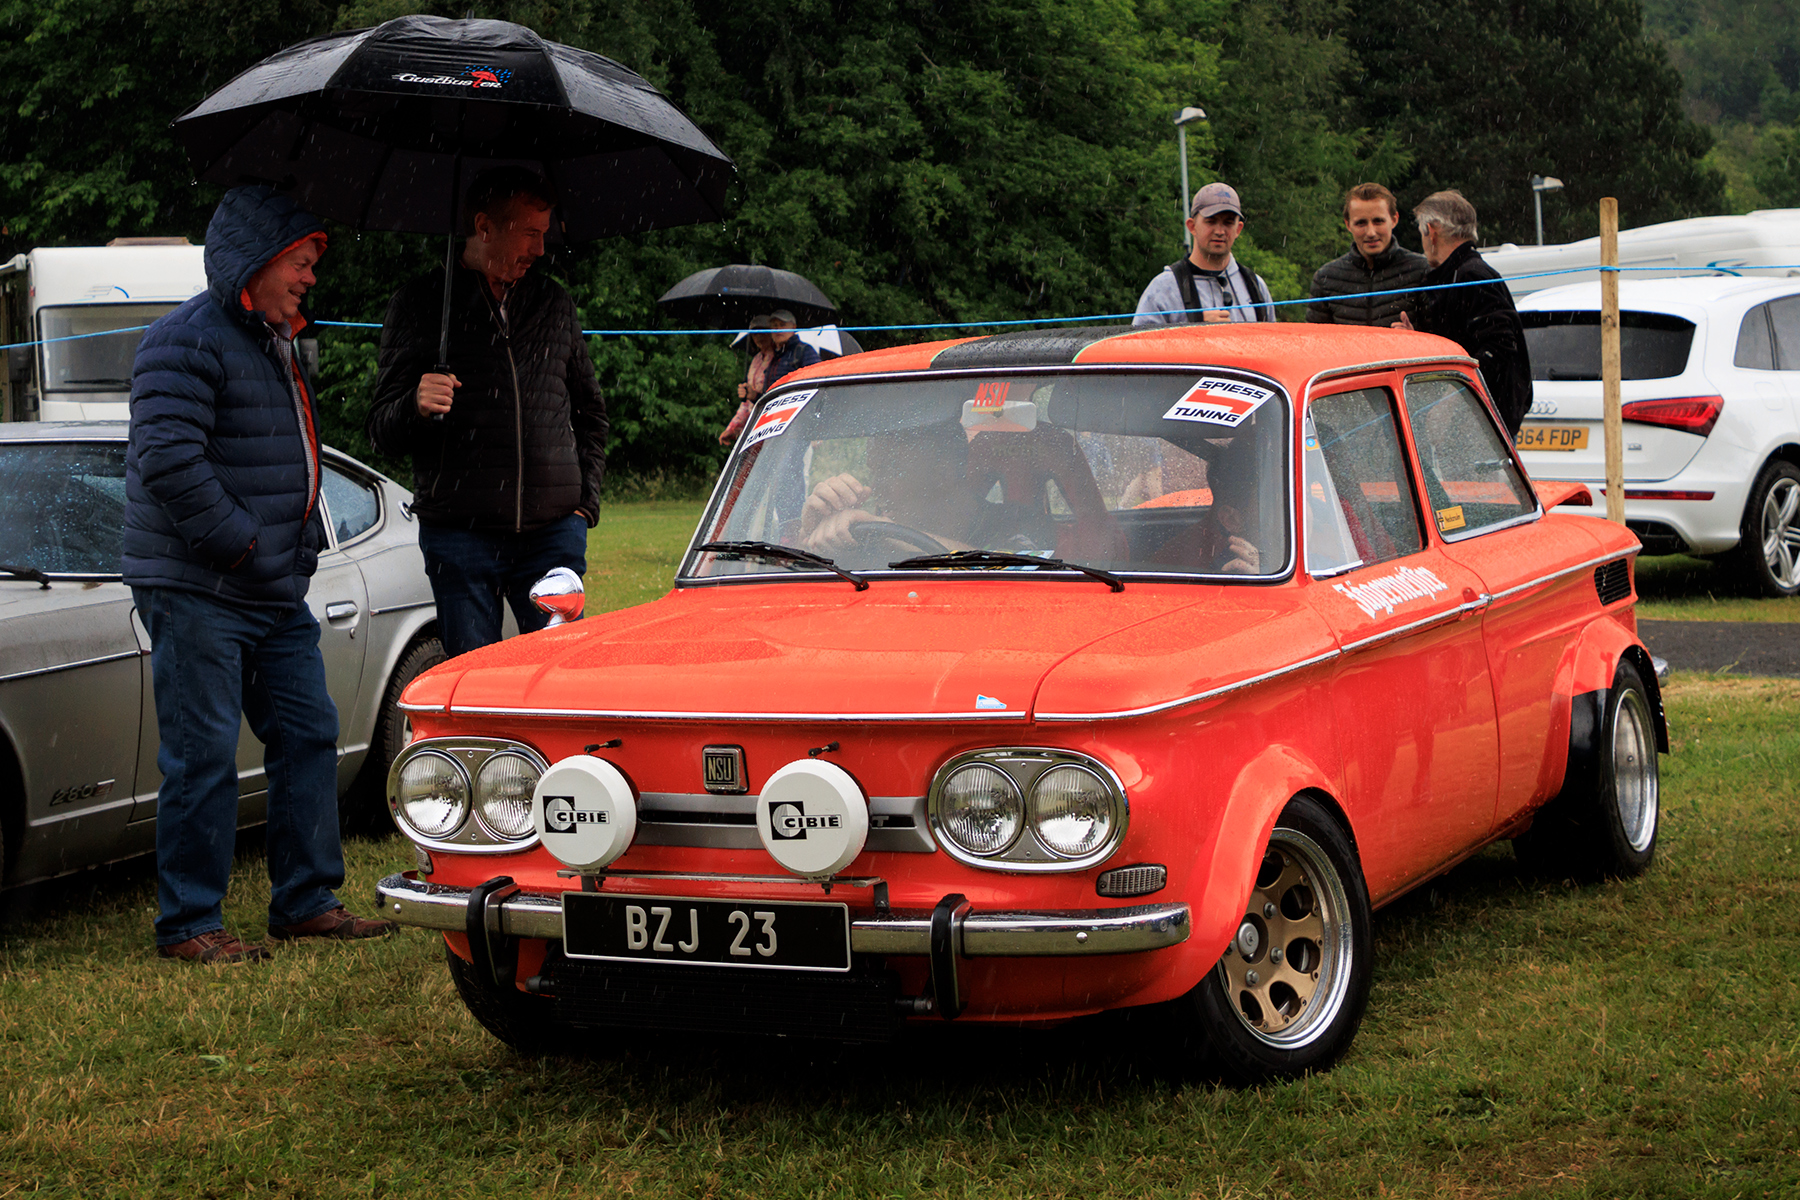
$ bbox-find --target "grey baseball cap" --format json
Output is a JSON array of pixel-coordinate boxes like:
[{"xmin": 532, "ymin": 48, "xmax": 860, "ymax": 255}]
[{"xmin": 1190, "ymin": 181, "xmax": 1243, "ymax": 219}]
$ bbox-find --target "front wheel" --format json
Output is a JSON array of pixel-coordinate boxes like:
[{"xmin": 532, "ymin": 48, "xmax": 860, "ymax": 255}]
[
  {"xmin": 445, "ymin": 944, "xmax": 562, "ymax": 1054},
  {"xmin": 1181, "ymin": 795, "xmax": 1373, "ymax": 1084},
  {"xmin": 1733, "ymin": 459, "xmax": 1800, "ymax": 597}
]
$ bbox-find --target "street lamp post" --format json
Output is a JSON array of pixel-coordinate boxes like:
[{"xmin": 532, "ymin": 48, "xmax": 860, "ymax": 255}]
[
  {"xmin": 1174, "ymin": 106, "xmax": 1207, "ymax": 251},
  {"xmin": 1531, "ymin": 174, "xmax": 1564, "ymax": 245}
]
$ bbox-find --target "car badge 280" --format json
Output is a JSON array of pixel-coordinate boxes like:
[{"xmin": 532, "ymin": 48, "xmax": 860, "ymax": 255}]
[{"xmin": 701, "ymin": 745, "xmax": 747, "ymax": 794}]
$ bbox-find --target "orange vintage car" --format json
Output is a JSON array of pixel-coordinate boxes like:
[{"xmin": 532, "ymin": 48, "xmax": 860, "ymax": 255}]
[{"xmin": 377, "ymin": 323, "xmax": 1664, "ymax": 1082}]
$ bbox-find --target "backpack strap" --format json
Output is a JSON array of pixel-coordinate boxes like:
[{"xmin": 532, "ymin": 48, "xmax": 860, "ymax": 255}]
[
  {"xmin": 1167, "ymin": 259, "xmax": 1203, "ymax": 323},
  {"xmin": 1241, "ymin": 270, "xmax": 1276, "ymax": 322}
]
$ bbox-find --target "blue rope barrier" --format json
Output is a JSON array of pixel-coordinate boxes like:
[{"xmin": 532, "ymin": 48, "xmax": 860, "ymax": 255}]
[{"xmin": 0, "ymin": 261, "xmax": 1789, "ymax": 351}]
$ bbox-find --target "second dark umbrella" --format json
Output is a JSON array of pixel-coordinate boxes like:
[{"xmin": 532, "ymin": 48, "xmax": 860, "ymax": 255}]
[{"xmin": 657, "ymin": 265, "xmax": 837, "ymax": 329}]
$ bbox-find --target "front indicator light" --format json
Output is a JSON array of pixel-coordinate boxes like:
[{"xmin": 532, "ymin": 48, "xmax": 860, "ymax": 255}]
[
  {"xmin": 475, "ymin": 752, "xmax": 540, "ymax": 840},
  {"xmin": 396, "ymin": 751, "xmax": 468, "ymax": 838},
  {"xmin": 938, "ymin": 763, "xmax": 1022, "ymax": 856},
  {"xmin": 1030, "ymin": 764, "xmax": 1116, "ymax": 857}
]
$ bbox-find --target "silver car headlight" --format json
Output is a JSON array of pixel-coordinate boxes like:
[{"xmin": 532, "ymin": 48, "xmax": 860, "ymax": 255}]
[
  {"xmin": 936, "ymin": 762, "xmax": 1023, "ymax": 856},
  {"xmin": 395, "ymin": 751, "xmax": 469, "ymax": 838},
  {"xmin": 474, "ymin": 751, "xmax": 540, "ymax": 840},
  {"xmin": 1029, "ymin": 764, "xmax": 1118, "ymax": 857},
  {"xmin": 929, "ymin": 748, "xmax": 1128, "ymax": 871}
]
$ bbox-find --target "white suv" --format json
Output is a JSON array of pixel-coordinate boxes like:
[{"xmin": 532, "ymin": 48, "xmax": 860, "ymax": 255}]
[{"xmin": 1518, "ymin": 277, "xmax": 1800, "ymax": 596}]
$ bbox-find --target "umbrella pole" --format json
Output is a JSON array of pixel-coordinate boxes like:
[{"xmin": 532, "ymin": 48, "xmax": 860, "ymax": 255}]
[{"xmin": 437, "ymin": 231, "xmax": 455, "ymax": 370}]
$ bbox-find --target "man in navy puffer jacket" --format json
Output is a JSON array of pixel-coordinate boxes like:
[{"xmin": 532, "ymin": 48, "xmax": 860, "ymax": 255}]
[{"xmin": 126, "ymin": 185, "xmax": 395, "ymax": 965}]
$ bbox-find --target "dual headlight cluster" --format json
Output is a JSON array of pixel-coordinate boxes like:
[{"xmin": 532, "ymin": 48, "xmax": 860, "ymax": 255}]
[
  {"xmin": 389, "ymin": 738, "xmax": 546, "ymax": 850},
  {"xmin": 928, "ymin": 749, "xmax": 1128, "ymax": 871}
]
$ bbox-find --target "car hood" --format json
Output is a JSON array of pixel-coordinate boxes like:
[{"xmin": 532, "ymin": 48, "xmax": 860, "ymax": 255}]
[{"xmin": 408, "ymin": 581, "xmax": 1334, "ymax": 723}]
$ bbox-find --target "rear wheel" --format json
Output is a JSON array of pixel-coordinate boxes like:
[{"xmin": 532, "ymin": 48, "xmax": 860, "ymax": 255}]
[
  {"xmin": 1515, "ymin": 658, "xmax": 1659, "ymax": 879},
  {"xmin": 342, "ymin": 636, "xmax": 446, "ymax": 836},
  {"xmin": 1181, "ymin": 795, "xmax": 1372, "ymax": 1084},
  {"xmin": 1733, "ymin": 459, "xmax": 1800, "ymax": 597},
  {"xmin": 445, "ymin": 944, "xmax": 562, "ymax": 1054}
]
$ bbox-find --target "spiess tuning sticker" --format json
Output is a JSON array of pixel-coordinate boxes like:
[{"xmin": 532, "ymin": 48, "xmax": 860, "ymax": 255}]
[
  {"xmin": 740, "ymin": 389, "xmax": 817, "ymax": 449},
  {"xmin": 1163, "ymin": 377, "xmax": 1275, "ymax": 428}
]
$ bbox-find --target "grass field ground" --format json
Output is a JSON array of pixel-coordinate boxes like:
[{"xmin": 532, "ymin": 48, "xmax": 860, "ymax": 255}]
[{"xmin": 1, "ymin": 504, "xmax": 1795, "ymax": 1198}]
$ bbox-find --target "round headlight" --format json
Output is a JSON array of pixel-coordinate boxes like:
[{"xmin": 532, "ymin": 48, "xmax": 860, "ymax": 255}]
[
  {"xmin": 475, "ymin": 752, "xmax": 540, "ymax": 840},
  {"xmin": 1029, "ymin": 764, "xmax": 1115, "ymax": 857},
  {"xmin": 938, "ymin": 763, "xmax": 1022, "ymax": 856},
  {"xmin": 396, "ymin": 752, "xmax": 468, "ymax": 838}
]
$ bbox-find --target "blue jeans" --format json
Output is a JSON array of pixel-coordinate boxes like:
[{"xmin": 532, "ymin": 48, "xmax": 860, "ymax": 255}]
[
  {"xmin": 133, "ymin": 588, "xmax": 345, "ymax": 946},
  {"xmin": 418, "ymin": 514, "xmax": 588, "ymax": 657}
]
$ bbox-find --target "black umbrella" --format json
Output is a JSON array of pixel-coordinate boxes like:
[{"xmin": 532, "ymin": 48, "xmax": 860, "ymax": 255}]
[
  {"xmin": 174, "ymin": 15, "xmax": 735, "ymax": 365},
  {"xmin": 174, "ymin": 15, "xmax": 733, "ymax": 238},
  {"xmin": 657, "ymin": 264, "xmax": 837, "ymax": 329}
]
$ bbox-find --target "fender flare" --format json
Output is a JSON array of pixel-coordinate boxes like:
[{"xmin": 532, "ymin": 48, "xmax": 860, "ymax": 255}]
[{"xmin": 1183, "ymin": 743, "xmax": 1351, "ymax": 969}]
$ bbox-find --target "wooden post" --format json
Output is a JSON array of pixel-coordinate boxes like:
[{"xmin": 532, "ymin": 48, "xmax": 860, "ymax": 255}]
[{"xmin": 1600, "ymin": 198, "xmax": 1625, "ymax": 525}]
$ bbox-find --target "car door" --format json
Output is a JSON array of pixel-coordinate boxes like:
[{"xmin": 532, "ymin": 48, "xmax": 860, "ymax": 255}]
[
  {"xmin": 1404, "ymin": 370, "xmax": 1607, "ymax": 832},
  {"xmin": 1302, "ymin": 378, "xmax": 1499, "ymax": 904}
]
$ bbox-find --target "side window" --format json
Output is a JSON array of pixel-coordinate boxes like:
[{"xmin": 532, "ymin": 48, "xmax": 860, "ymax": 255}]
[
  {"xmin": 1304, "ymin": 387, "xmax": 1424, "ymax": 575},
  {"xmin": 320, "ymin": 463, "xmax": 380, "ymax": 546},
  {"xmin": 1736, "ymin": 303, "xmax": 1775, "ymax": 370},
  {"xmin": 1402, "ymin": 374, "xmax": 1537, "ymax": 538},
  {"xmin": 1767, "ymin": 297, "xmax": 1800, "ymax": 370}
]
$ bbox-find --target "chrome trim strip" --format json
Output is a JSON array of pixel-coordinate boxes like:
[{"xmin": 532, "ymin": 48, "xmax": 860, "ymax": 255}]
[
  {"xmin": 441, "ymin": 705, "xmax": 1029, "ymax": 722},
  {"xmin": 375, "ymin": 872, "xmax": 1190, "ymax": 957},
  {"xmin": 368, "ymin": 599, "xmax": 436, "ymax": 617},
  {"xmin": 1337, "ymin": 597, "xmax": 1490, "ymax": 654},
  {"xmin": 0, "ymin": 647, "xmax": 142, "ymax": 685},
  {"xmin": 1490, "ymin": 549, "xmax": 1636, "ymax": 602},
  {"xmin": 1036, "ymin": 647, "xmax": 1341, "ymax": 722}
]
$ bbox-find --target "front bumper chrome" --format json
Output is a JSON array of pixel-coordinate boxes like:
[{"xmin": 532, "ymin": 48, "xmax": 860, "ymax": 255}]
[{"xmin": 376, "ymin": 871, "xmax": 1190, "ymax": 957}]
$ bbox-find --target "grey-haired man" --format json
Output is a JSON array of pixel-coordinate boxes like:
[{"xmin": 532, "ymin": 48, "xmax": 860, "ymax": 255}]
[{"xmin": 1133, "ymin": 182, "xmax": 1277, "ymax": 325}]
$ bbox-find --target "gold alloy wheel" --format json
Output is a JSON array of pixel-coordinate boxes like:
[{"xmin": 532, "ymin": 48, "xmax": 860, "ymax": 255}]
[{"xmin": 1218, "ymin": 827, "xmax": 1355, "ymax": 1046}]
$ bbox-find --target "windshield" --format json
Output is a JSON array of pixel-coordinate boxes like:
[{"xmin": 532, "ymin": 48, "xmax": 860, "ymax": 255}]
[
  {"xmin": 684, "ymin": 370, "xmax": 1291, "ymax": 581},
  {"xmin": 39, "ymin": 303, "xmax": 176, "ymax": 392},
  {"xmin": 0, "ymin": 440, "xmax": 127, "ymax": 575},
  {"xmin": 1521, "ymin": 310, "xmax": 1695, "ymax": 381}
]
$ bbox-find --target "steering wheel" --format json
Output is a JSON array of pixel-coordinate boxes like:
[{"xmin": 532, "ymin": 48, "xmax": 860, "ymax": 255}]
[{"xmin": 849, "ymin": 519, "xmax": 949, "ymax": 557}]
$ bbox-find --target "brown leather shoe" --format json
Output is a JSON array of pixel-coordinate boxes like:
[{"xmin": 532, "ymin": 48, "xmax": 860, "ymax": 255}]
[
  {"xmin": 157, "ymin": 929, "xmax": 271, "ymax": 964},
  {"xmin": 269, "ymin": 906, "xmax": 399, "ymax": 942}
]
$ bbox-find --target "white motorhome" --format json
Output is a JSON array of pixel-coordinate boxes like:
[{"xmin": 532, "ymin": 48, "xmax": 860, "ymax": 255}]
[
  {"xmin": 0, "ymin": 239, "xmax": 206, "ymax": 421},
  {"xmin": 1484, "ymin": 209, "xmax": 1800, "ymax": 299}
]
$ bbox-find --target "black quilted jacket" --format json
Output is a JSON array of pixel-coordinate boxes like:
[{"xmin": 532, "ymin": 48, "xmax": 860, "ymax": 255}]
[
  {"xmin": 367, "ymin": 264, "xmax": 608, "ymax": 531},
  {"xmin": 1306, "ymin": 242, "xmax": 1431, "ymax": 327}
]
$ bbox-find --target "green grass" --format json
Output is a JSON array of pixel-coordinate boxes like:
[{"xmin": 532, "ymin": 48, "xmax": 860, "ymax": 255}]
[
  {"xmin": 1, "ymin": 674, "xmax": 1794, "ymax": 1198},
  {"xmin": 1635, "ymin": 554, "xmax": 1800, "ymax": 622},
  {"xmin": 3, "ymin": 504, "xmax": 1795, "ymax": 1198}
]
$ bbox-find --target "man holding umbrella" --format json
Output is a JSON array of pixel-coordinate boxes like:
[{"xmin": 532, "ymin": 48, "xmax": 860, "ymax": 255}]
[
  {"xmin": 720, "ymin": 309, "xmax": 821, "ymax": 443},
  {"xmin": 367, "ymin": 167, "xmax": 609, "ymax": 657}
]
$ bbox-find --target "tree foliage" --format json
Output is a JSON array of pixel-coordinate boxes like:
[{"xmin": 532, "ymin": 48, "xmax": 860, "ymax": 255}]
[{"xmin": 0, "ymin": 0, "xmax": 1725, "ymax": 486}]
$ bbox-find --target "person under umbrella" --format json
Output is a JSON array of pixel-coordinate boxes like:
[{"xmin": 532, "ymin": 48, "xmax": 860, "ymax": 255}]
[
  {"xmin": 719, "ymin": 309, "xmax": 820, "ymax": 444},
  {"xmin": 366, "ymin": 167, "xmax": 608, "ymax": 658}
]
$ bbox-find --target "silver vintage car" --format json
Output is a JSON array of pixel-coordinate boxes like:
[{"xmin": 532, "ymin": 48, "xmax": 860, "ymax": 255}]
[{"xmin": 0, "ymin": 422, "xmax": 443, "ymax": 888}]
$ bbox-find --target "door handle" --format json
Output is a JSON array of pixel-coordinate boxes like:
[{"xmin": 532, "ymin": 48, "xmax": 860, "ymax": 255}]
[{"xmin": 325, "ymin": 602, "xmax": 359, "ymax": 622}]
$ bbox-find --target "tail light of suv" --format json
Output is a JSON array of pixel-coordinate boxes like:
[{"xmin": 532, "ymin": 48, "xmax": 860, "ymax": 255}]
[{"xmin": 1620, "ymin": 395, "xmax": 1723, "ymax": 438}]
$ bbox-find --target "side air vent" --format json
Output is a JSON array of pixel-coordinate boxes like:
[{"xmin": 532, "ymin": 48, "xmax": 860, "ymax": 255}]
[{"xmin": 1594, "ymin": 558, "xmax": 1632, "ymax": 606}]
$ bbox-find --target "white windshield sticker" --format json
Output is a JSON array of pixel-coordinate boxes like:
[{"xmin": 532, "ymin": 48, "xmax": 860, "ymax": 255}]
[
  {"xmin": 1163, "ymin": 377, "xmax": 1275, "ymax": 428},
  {"xmin": 741, "ymin": 390, "xmax": 817, "ymax": 448}
]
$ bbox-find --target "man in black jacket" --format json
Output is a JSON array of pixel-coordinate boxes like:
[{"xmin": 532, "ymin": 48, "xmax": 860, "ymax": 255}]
[
  {"xmin": 367, "ymin": 168, "xmax": 609, "ymax": 657},
  {"xmin": 1396, "ymin": 190, "xmax": 1533, "ymax": 438},
  {"xmin": 1307, "ymin": 183, "xmax": 1429, "ymax": 326}
]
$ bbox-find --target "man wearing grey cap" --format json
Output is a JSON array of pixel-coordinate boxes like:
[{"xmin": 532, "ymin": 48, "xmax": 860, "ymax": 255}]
[{"xmin": 1133, "ymin": 182, "xmax": 1276, "ymax": 325}]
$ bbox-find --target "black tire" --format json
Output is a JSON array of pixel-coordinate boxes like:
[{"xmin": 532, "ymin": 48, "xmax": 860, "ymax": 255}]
[
  {"xmin": 444, "ymin": 944, "xmax": 563, "ymax": 1054},
  {"xmin": 1179, "ymin": 795, "xmax": 1373, "ymax": 1084},
  {"xmin": 1731, "ymin": 459, "xmax": 1800, "ymax": 597},
  {"xmin": 341, "ymin": 636, "xmax": 447, "ymax": 836},
  {"xmin": 1515, "ymin": 658, "xmax": 1660, "ymax": 880}
]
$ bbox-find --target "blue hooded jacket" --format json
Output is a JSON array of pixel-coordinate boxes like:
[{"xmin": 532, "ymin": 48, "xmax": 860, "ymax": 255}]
[{"xmin": 124, "ymin": 186, "xmax": 328, "ymax": 607}]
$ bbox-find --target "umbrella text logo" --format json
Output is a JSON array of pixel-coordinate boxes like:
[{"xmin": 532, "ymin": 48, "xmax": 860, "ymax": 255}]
[{"xmin": 390, "ymin": 64, "xmax": 512, "ymax": 90}]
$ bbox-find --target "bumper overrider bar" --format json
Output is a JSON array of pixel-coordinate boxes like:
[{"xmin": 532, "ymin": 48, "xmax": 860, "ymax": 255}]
[{"xmin": 377, "ymin": 871, "xmax": 1190, "ymax": 1017}]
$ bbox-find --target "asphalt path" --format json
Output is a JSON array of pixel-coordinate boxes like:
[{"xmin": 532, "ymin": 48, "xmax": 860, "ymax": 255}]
[{"xmin": 1637, "ymin": 620, "xmax": 1800, "ymax": 677}]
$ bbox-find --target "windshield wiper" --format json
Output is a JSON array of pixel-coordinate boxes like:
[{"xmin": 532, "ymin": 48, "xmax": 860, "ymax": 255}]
[
  {"xmin": 888, "ymin": 550, "xmax": 1124, "ymax": 592},
  {"xmin": 0, "ymin": 563, "xmax": 51, "ymax": 589},
  {"xmin": 696, "ymin": 541, "xmax": 868, "ymax": 590}
]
